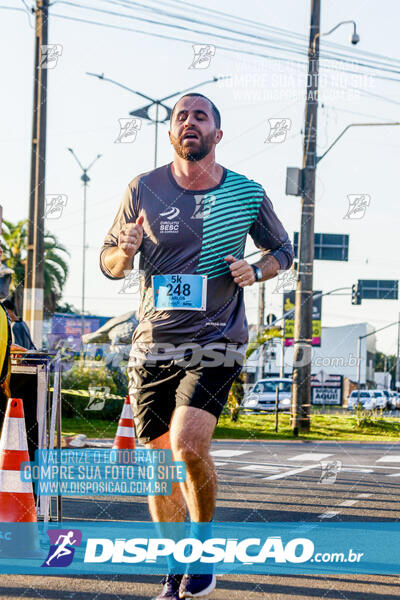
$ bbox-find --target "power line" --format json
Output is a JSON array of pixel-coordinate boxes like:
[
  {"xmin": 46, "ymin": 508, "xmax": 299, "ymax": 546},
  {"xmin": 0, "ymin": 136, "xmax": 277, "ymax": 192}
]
[
  {"xmin": 45, "ymin": 9, "xmax": 400, "ymax": 84},
  {"xmin": 54, "ymin": 0, "xmax": 400, "ymax": 77},
  {"xmin": 5, "ymin": 1, "xmax": 400, "ymax": 82},
  {"xmin": 161, "ymin": 0, "xmax": 400, "ymax": 67}
]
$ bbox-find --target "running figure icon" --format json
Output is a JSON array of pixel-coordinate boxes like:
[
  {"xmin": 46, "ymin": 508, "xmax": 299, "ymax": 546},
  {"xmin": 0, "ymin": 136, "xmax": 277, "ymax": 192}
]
[{"xmin": 45, "ymin": 531, "xmax": 77, "ymax": 566}]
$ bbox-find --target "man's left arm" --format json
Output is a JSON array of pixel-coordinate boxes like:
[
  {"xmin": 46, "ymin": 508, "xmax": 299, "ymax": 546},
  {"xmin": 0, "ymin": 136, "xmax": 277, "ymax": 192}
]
[{"xmin": 225, "ymin": 191, "xmax": 294, "ymax": 286}]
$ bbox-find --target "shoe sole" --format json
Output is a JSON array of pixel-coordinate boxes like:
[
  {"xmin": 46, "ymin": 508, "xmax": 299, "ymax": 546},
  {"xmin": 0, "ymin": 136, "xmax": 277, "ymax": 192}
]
[{"xmin": 179, "ymin": 574, "xmax": 216, "ymax": 598}]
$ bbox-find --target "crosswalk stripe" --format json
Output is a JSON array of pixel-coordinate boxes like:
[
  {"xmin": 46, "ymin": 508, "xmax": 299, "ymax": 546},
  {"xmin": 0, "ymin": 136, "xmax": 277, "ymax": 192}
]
[
  {"xmin": 289, "ymin": 453, "xmax": 333, "ymax": 461},
  {"xmin": 263, "ymin": 464, "xmax": 318, "ymax": 480},
  {"xmin": 210, "ymin": 450, "xmax": 251, "ymax": 458},
  {"xmin": 376, "ymin": 455, "xmax": 400, "ymax": 462},
  {"xmin": 339, "ymin": 500, "xmax": 357, "ymax": 507},
  {"xmin": 239, "ymin": 465, "xmax": 281, "ymax": 472}
]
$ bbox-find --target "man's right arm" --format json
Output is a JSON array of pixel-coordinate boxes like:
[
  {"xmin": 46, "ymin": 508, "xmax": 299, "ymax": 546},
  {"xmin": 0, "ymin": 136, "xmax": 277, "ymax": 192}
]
[{"xmin": 102, "ymin": 216, "xmax": 144, "ymax": 279}]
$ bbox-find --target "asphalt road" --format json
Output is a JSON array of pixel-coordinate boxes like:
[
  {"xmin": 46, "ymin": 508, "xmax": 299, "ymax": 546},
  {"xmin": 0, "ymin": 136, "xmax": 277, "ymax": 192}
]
[{"xmin": 1, "ymin": 440, "xmax": 400, "ymax": 599}]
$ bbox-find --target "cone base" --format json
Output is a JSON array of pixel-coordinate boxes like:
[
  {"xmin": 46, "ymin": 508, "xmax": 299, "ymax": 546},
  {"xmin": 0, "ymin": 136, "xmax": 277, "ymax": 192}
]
[{"xmin": 0, "ymin": 492, "xmax": 37, "ymax": 522}]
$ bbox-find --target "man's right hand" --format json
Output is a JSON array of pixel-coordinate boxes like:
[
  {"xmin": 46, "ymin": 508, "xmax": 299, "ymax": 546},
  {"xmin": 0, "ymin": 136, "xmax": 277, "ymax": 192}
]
[{"xmin": 118, "ymin": 216, "xmax": 144, "ymax": 257}]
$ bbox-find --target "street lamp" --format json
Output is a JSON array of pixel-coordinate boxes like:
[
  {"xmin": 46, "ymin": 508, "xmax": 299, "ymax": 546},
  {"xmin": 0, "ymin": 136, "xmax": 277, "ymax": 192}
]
[
  {"xmin": 291, "ymin": 8, "xmax": 360, "ymax": 435},
  {"xmin": 313, "ymin": 20, "xmax": 360, "ymax": 53},
  {"xmin": 86, "ymin": 73, "xmax": 230, "ymax": 167},
  {"xmin": 67, "ymin": 148, "xmax": 102, "ymax": 358}
]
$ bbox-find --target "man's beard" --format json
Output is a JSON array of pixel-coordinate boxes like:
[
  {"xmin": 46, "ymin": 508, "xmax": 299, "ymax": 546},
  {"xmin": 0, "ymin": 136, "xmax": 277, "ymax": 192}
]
[{"xmin": 170, "ymin": 131, "xmax": 215, "ymax": 161}]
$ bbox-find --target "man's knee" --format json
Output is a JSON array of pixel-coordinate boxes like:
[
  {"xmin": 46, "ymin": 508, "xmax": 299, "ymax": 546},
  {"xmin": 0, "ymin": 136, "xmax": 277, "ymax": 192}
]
[{"xmin": 170, "ymin": 433, "xmax": 208, "ymax": 466}]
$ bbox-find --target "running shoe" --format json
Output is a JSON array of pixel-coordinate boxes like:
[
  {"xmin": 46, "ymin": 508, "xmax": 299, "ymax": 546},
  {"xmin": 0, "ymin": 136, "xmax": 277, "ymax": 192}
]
[
  {"xmin": 179, "ymin": 573, "xmax": 217, "ymax": 598},
  {"xmin": 153, "ymin": 574, "xmax": 184, "ymax": 600}
]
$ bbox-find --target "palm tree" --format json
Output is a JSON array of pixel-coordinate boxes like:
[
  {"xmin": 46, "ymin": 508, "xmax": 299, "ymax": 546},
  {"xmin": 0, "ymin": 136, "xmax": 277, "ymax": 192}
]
[{"xmin": 1, "ymin": 219, "xmax": 70, "ymax": 316}]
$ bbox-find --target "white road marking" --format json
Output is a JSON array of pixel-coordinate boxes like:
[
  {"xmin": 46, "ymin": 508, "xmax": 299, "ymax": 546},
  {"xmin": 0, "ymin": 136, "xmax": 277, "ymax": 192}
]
[
  {"xmin": 213, "ymin": 462, "xmax": 227, "ymax": 467},
  {"xmin": 376, "ymin": 455, "xmax": 400, "ymax": 463},
  {"xmin": 263, "ymin": 464, "xmax": 319, "ymax": 480},
  {"xmin": 289, "ymin": 453, "xmax": 333, "ymax": 461},
  {"xmin": 356, "ymin": 493, "xmax": 372, "ymax": 498},
  {"xmin": 210, "ymin": 450, "xmax": 251, "ymax": 458},
  {"xmin": 339, "ymin": 500, "xmax": 357, "ymax": 507},
  {"xmin": 341, "ymin": 468, "xmax": 373, "ymax": 473},
  {"xmin": 386, "ymin": 472, "xmax": 400, "ymax": 477},
  {"xmin": 239, "ymin": 465, "xmax": 281, "ymax": 472},
  {"xmin": 319, "ymin": 511, "xmax": 339, "ymax": 519}
]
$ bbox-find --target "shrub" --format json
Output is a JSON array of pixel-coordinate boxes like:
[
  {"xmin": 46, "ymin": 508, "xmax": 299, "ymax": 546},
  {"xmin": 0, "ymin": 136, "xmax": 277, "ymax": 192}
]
[{"xmin": 61, "ymin": 363, "xmax": 123, "ymax": 421}]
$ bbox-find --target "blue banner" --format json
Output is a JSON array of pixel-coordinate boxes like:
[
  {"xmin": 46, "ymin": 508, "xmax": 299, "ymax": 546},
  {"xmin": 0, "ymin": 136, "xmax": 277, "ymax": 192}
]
[{"xmin": 0, "ymin": 522, "xmax": 399, "ymax": 575}]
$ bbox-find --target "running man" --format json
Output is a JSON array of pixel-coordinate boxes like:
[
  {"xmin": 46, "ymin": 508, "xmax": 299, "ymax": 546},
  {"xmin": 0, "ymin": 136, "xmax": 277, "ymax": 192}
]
[{"xmin": 100, "ymin": 93, "xmax": 293, "ymax": 599}]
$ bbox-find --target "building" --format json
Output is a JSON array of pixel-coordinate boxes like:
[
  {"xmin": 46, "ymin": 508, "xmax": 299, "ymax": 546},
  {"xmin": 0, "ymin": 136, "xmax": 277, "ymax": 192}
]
[{"xmin": 245, "ymin": 322, "xmax": 376, "ymax": 387}]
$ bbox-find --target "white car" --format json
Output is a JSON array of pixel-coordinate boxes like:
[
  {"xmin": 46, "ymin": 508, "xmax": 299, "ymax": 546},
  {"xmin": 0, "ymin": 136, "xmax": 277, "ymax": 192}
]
[
  {"xmin": 372, "ymin": 390, "xmax": 387, "ymax": 410},
  {"xmin": 242, "ymin": 378, "xmax": 292, "ymax": 412},
  {"xmin": 389, "ymin": 391, "xmax": 400, "ymax": 409},
  {"xmin": 347, "ymin": 390, "xmax": 376, "ymax": 410}
]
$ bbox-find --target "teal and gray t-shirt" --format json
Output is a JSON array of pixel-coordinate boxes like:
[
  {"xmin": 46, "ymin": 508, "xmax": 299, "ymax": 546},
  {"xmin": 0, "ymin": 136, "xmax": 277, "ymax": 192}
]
[{"xmin": 100, "ymin": 163, "xmax": 293, "ymax": 359}]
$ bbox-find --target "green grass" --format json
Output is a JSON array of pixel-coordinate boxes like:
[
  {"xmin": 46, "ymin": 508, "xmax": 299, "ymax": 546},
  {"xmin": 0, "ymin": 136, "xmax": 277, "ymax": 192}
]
[
  {"xmin": 62, "ymin": 411, "xmax": 400, "ymax": 442},
  {"xmin": 214, "ymin": 411, "xmax": 400, "ymax": 441}
]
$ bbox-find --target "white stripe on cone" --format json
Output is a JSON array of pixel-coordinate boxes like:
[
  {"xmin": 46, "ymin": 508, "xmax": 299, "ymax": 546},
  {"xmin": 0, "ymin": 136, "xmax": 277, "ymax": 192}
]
[
  {"xmin": 115, "ymin": 426, "xmax": 135, "ymax": 438},
  {"xmin": 0, "ymin": 418, "xmax": 29, "ymax": 452},
  {"xmin": 0, "ymin": 470, "xmax": 33, "ymax": 494},
  {"xmin": 121, "ymin": 403, "xmax": 133, "ymax": 420}
]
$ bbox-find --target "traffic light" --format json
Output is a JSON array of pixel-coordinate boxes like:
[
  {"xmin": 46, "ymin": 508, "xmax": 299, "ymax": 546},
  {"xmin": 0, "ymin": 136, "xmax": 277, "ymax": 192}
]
[{"xmin": 351, "ymin": 283, "xmax": 361, "ymax": 305}]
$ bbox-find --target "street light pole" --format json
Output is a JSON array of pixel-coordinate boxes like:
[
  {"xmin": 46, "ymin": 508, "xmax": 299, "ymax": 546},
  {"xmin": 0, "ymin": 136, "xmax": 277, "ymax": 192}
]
[
  {"xmin": 67, "ymin": 149, "xmax": 102, "ymax": 358},
  {"xmin": 291, "ymin": 0, "xmax": 321, "ymax": 435},
  {"xmin": 24, "ymin": 0, "xmax": 49, "ymax": 349},
  {"xmin": 396, "ymin": 312, "xmax": 400, "ymax": 391},
  {"xmin": 292, "ymin": 7, "xmax": 362, "ymax": 434},
  {"xmin": 86, "ymin": 73, "xmax": 230, "ymax": 168}
]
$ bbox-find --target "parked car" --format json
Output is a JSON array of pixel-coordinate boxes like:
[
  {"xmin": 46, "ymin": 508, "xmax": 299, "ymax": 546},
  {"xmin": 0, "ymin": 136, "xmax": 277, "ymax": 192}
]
[
  {"xmin": 372, "ymin": 390, "xmax": 387, "ymax": 410},
  {"xmin": 389, "ymin": 391, "xmax": 400, "ymax": 409},
  {"xmin": 242, "ymin": 378, "xmax": 292, "ymax": 412},
  {"xmin": 380, "ymin": 389, "xmax": 396, "ymax": 410},
  {"xmin": 347, "ymin": 390, "xmax": 376, "ymax": 410}
]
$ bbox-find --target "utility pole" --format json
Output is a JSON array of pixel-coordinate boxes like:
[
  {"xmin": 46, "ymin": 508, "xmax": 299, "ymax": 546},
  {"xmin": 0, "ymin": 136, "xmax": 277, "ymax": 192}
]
[
  {"xmin": 291, "ymin": 0, "xmax": 320, "ymax": 434},
  {"xmin": 67, "ymin": 149, "xmax": 102, "ymax": 359},
  {"xmin": 280, "ymin": 318, "xmax": 286, "ymax": 378},
  {"xmin": 257, "ymin": 282, "xmax": 265, "ymax": 380},
  {"xmin": 396, "ymin": 312, "xmax": 400, "ymax": 392},
  {"xmin": 24, "ymin": 0, "xmax": 49, "ymax": 349}
]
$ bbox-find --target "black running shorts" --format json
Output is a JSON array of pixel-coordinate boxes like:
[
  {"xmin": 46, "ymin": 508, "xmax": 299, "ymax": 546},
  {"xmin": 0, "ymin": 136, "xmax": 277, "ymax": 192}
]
[{"xmin": 127, "ymin": 360, "xmax": 242, "ymax": 444}]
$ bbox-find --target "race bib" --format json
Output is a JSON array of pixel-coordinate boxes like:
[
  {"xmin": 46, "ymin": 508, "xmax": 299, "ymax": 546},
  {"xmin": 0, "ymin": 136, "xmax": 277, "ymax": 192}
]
[{"xmin": 152, "ymin": 274, "xmax": 207, "ymax": 311}]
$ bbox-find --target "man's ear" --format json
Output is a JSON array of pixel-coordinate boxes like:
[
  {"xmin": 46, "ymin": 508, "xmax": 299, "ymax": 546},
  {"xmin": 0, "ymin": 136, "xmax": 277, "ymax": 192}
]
[{"xmin": 215, "ymin": 129, "xmax": 223, "ymax": 144}]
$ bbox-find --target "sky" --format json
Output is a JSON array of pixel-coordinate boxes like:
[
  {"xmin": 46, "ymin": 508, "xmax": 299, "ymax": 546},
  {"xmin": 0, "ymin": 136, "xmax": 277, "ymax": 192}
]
[{"xmin": 1, "ymin": 0, "xmax": 400, "ymax": 355}]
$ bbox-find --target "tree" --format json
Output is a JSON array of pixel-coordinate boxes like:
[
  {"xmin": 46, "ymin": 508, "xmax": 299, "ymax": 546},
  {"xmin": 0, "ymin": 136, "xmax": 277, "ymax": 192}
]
[
  {"xmin": 55, "ymin": 301, "xmax": 79, "ymax": 314},
  {"xmin": 375, "ymin": 351, "xmax": 397, "ymax": 388},
  {"xmin": 1, "ymin": 219, "xmax": 70, "ymax": 316}
]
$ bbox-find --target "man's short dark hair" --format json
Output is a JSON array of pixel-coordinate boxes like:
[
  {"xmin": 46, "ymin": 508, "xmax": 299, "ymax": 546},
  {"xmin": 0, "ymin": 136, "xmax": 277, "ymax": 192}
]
[
  {"xmin": 2, "ymin": 298, "xmax": 16, "ymax": 312},
  {"xmin": 170, "ymin": 93, "xmax": 221, "ymax": 129}
]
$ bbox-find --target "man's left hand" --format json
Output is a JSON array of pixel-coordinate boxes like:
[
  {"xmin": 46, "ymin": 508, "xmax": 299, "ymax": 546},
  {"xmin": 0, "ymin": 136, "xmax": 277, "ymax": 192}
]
[{"xmin": 224, "ymin": 255, "xmax": 255, "ymax": 287}]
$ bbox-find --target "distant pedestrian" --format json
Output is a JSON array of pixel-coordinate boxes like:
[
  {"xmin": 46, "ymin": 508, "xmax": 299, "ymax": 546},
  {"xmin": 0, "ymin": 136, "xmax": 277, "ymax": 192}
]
[{"xmin": 1, "ymin": 298, "xmax": 36, "ymax": 350}]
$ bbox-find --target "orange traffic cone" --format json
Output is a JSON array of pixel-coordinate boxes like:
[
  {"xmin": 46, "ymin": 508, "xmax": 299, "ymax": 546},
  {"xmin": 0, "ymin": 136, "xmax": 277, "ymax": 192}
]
[
  {"xmin": 0, "ymin": 398, "xmax": 42, "ymax": 559},
  {"xmin": 0, "ymin": 398, "xmax": 37, "ymax": 522},
  {"xmin": 113, "ymin": 395, "xmax": 136, "ymax": 449}
]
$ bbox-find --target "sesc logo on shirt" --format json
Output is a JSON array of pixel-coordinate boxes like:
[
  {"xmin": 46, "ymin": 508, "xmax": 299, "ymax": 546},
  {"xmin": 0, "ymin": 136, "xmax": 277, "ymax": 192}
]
[{"xmin": 160, "ymin": 207, "xmax": 180, "ymax": 234}]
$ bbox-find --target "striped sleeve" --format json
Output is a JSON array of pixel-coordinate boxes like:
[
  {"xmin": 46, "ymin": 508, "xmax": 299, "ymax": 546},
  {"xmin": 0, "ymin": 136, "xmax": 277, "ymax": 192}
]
[{"xmin": 249, "ymin": 192, "xmax": 294, "ymax": 270}]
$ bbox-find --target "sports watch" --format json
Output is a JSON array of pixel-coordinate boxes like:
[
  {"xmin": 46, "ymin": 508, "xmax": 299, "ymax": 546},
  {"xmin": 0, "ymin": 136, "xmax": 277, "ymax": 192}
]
[{"xmin": 251, "ymin": 264, "xmax": 262, "ymax": 282}]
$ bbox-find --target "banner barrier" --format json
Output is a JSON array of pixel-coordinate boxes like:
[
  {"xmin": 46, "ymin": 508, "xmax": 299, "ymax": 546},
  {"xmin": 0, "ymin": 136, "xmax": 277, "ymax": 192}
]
[{"xmin": 0, "ymin": 521, "xmax": 399, "ymax": 575}]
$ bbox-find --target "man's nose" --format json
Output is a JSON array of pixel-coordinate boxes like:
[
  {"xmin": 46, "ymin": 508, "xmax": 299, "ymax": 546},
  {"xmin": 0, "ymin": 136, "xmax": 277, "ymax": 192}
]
[{"xmin": 182, "ymin": 113, "xmax": 196, "ymax": 127}]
